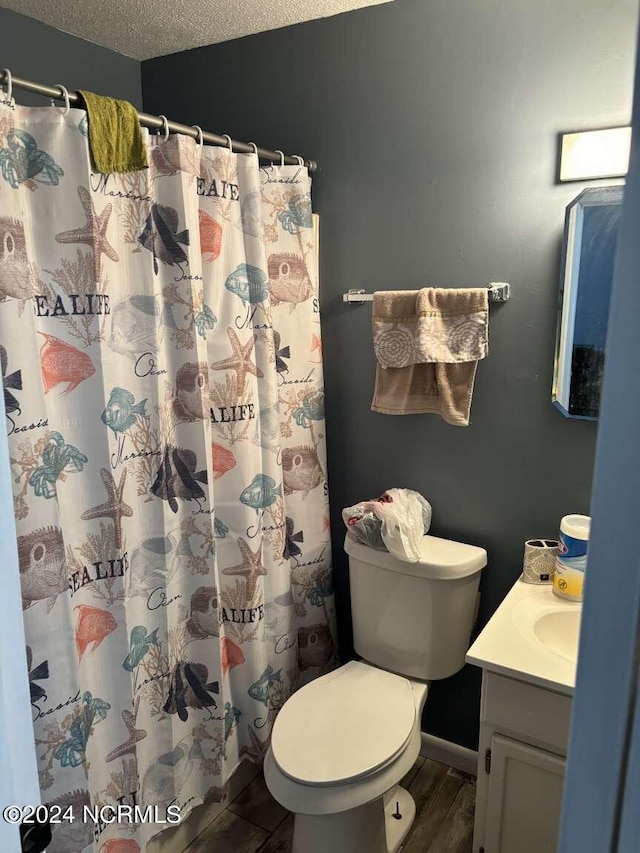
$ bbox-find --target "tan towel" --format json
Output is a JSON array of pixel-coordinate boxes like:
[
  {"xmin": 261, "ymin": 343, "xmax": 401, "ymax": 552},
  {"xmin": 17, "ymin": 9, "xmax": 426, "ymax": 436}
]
[{"xmin": 371, "ymin": 288, "xmax": 489, "ymax": 426}]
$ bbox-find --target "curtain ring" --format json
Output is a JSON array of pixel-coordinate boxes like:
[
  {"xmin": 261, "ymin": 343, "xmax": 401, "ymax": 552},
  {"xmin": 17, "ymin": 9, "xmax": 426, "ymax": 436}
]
[
  {"xmin": 248, "ymin": 142, "xmax": 258, "ymax": 157},
  {"xmin": 274, "ymin": 149, "xmax": 285, "ymax": 168},
  {"xmin": 294, "ymin": 155, "xmax": 304, "ymax": 166},
  {"xmin": 193, "ymin": 125, "xmax": 204, "ymax": 148},
  {"xmin": 2, "ymin": 68, "xmax": 12, "ymax": 102},
  {"xmin": 54, "ymin": 84, "xmax": 71, "ymax": 116},
  {"xmin": 222, "ymin": 134, "xmax": 233, "ymax": 152},
  {"xmin": 158, "ymin": 115, "xmax": 170, "ymax": 141}
]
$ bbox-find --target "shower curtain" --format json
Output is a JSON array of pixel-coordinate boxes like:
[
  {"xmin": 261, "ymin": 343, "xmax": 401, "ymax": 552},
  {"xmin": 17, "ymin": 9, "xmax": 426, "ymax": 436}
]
[{"xmin": 0, "ymin": 94, "xmax": 336, "ymax": 852}]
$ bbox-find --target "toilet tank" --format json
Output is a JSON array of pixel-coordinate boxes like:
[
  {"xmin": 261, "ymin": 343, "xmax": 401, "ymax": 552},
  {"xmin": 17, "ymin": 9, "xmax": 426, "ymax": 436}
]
[{"xmin": 345, "ymin": 534, "xmax": 487, "ymax": 681}]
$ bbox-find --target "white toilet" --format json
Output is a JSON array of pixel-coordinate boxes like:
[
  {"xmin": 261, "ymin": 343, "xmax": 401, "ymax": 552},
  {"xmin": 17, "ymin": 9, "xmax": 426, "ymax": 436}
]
[{"xmin": 264, "ymin": 533, "xmax": 487, "ymax": 853}]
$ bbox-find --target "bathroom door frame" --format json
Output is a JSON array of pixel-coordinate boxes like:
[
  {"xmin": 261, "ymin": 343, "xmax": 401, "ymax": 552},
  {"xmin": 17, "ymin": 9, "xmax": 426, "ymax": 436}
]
[{"xmin": 559, "ymin": 17, "xmax": 640, "ymax": 853}]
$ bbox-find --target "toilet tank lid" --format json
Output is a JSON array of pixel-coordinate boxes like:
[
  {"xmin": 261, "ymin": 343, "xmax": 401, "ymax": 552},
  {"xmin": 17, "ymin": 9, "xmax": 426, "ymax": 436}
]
[{"xmin": 344, "ymin": 533, "xmax": 487, "ymax": 580}]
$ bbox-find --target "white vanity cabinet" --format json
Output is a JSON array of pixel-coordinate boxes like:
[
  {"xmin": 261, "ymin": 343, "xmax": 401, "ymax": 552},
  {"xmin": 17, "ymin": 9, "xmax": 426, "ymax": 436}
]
[
  {"xmin": 472, "ymin": 669, "xmax": 573, "ymax": 853},
  {"xmin": 466, "ymin": 580, "xmax": 579, "ymax": 852}
]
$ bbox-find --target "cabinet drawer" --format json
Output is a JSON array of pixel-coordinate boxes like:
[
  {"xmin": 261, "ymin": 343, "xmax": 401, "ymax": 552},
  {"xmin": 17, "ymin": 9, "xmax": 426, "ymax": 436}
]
[{"xmin": 482, "ymin": 672, "xmax": 572, "ymax": 754}]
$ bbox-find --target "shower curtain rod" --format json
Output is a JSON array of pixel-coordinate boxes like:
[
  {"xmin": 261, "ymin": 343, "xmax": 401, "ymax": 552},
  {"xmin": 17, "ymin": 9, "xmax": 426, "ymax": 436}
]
[{"xmin": 0, "ymin": 69, "xmax": 317, "ymax": 173}]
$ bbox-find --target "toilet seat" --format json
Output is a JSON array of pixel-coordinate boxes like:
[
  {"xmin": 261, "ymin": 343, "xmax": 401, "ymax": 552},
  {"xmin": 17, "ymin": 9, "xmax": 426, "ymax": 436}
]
[{"xmin": 271, "ymin": 661, "xmax": 416, "ymax": 787}]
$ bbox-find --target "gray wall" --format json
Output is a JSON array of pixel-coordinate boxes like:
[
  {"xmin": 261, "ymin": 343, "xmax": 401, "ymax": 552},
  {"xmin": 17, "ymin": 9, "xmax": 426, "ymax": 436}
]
[
  {"xmin": 0, "ymin": 7, "xmax": 141, "ymax": 107},
  {"xmin": 142, "ymin": 0, "xmax": 637, "ymax": 749}
]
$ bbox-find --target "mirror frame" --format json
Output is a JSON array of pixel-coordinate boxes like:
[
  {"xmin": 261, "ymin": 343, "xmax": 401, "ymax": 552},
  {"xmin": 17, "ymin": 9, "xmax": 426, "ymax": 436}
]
[{"xmin": 552, "ymin": 185, "xmax": 624, "ymax": 419}]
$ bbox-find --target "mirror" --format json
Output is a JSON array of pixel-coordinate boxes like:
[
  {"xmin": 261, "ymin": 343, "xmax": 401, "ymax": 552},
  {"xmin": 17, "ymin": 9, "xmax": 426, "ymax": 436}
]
[{"xmin": 553, "ymin": 186, "xmax": 623, "ymax": 419}]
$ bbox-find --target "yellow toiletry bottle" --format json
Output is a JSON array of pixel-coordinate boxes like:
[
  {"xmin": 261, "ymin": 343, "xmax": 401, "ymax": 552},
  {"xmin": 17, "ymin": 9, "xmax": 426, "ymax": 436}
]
[{"xmin": 553, "ymin": 514, "xmax": 591, "ymax": 601}]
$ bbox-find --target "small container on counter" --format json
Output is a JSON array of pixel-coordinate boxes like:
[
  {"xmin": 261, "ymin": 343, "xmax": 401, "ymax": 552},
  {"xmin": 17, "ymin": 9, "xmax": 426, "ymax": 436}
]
[
  {"xmin": 522, "ymin": 539, "xmax": 559, "ymax": 584},
  {"xmin": 553, "ymin": 514, "xmax": 591, "ymax": 601}
]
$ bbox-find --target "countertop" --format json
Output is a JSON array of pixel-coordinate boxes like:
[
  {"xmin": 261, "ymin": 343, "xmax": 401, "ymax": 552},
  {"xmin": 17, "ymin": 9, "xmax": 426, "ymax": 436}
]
[{"xmin": 466, "ymin": 578, "xmax": 581, "ymax": 696}]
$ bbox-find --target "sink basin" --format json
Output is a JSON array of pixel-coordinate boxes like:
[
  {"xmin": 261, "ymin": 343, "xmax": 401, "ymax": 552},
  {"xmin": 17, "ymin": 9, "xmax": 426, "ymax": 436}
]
[
  {"xmin": 510, "ymin": 591, "xmax": 582, "ymax": 667},
  {"xmin": 468, "ymin": 582, "xmax": 582, "ymax": 694},
  {"xmin": 533, "ymin": 610, "xmax": 581, "ymax": 663}
]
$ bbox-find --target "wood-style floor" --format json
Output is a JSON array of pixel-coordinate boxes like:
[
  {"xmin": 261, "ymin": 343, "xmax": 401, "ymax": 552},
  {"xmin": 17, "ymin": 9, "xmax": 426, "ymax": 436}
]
[{"xmin": 180, "ymin": 757, "xmax": 475, "ymax": 853}]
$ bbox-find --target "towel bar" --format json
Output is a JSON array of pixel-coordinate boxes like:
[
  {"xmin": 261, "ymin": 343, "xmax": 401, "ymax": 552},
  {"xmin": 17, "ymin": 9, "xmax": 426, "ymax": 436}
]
[{"xmin": 342, "ymin": 282, "xmax": 511, "ymax": 304}]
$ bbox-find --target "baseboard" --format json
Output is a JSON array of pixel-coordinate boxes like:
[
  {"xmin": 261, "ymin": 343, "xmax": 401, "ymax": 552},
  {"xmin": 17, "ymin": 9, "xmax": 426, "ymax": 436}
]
[{"xmin": 420, "ymin": 732, "xmax": 478, "ymax": 777}]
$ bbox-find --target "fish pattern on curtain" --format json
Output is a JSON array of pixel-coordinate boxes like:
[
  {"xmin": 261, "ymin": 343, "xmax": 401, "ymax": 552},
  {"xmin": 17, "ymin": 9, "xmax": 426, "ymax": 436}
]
[{"xmin": 0, "ymin": 95, "xmax": 336, "ymax": 852}]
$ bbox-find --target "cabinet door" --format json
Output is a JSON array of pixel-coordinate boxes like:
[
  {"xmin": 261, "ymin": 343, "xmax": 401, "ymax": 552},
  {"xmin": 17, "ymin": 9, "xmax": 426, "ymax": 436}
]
[{"xmin": 484, "ymin": 734, "xmax": 565, "ymax": 853}]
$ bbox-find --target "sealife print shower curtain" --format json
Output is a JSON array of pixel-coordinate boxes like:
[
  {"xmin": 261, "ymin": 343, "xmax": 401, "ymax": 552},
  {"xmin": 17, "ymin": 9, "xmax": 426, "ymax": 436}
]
[{"xmin": 0, "ymin": 93, "xmax": 336, "ymax": 851}]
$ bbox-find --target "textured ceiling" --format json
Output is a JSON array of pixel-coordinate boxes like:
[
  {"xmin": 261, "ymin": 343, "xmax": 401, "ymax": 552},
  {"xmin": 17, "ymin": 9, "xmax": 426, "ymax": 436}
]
[{"xmin": 2, "ymin": 0, "xmax": 394, "ymax": 60}]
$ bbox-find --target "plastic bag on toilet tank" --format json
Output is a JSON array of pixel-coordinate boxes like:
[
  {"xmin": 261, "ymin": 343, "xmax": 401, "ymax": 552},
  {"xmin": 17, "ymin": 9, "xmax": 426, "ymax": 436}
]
[{"xmin": 342, "ymin": 488, "xmax": 432, "ymax": 562}]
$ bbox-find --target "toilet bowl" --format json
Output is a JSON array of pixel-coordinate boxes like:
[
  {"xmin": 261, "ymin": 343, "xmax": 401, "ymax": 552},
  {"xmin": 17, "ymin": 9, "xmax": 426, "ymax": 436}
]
[
  {"xmin": 264, "ymin": 661, "xmax": 428, "ymax": 853},
  {"xmin": 265, "ymin": 534, "xmax": 487, "ymax": 853}
]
